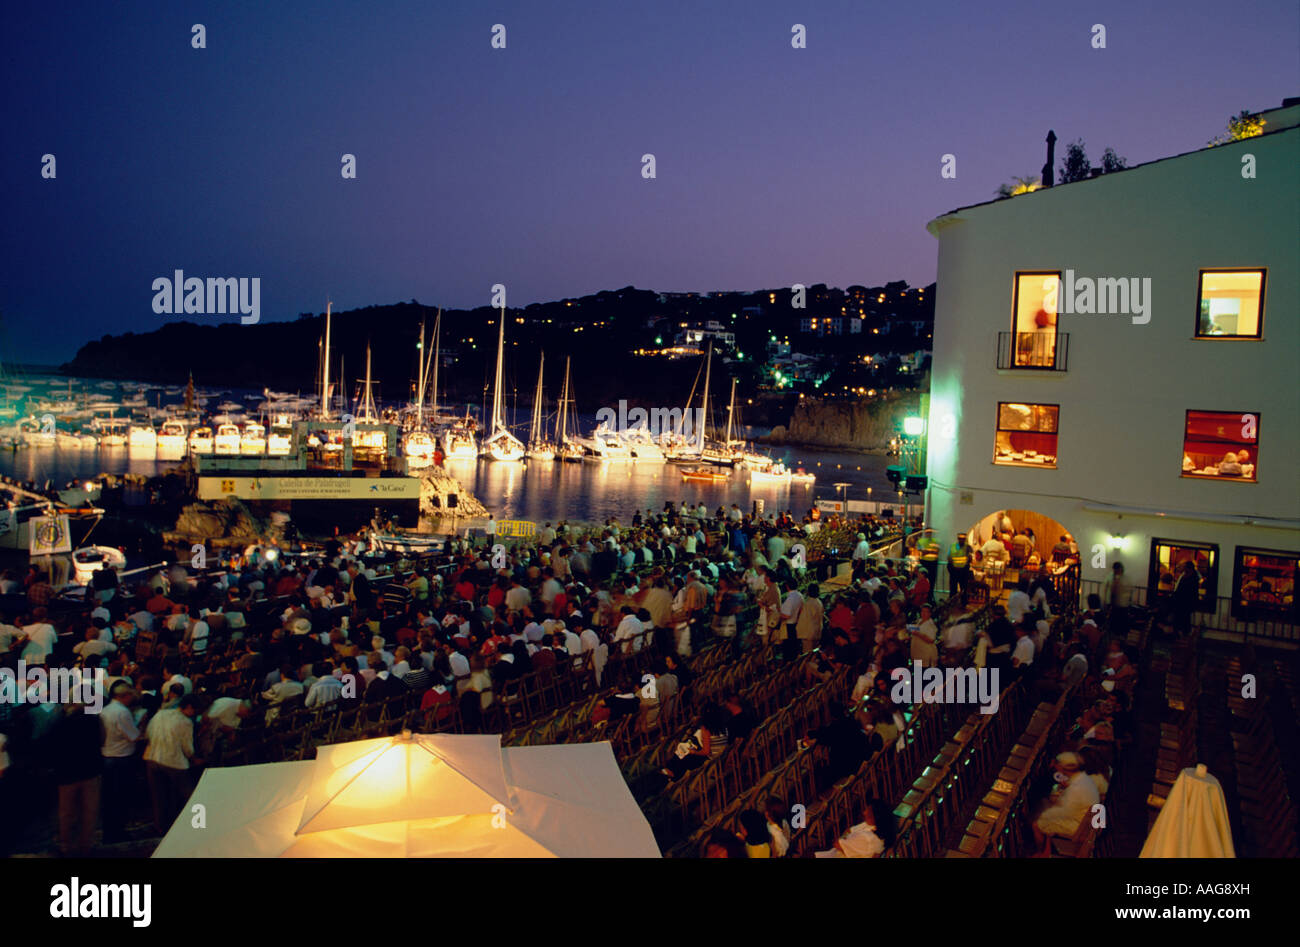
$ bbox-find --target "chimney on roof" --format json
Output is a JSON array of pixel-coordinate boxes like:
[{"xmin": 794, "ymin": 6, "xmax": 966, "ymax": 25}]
[{"xmin": 1041, "ymin": 130, "xmax": 1057, "ymax": 188}]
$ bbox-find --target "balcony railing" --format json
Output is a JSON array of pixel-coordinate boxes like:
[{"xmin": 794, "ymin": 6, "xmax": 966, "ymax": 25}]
[{"xmin": 997, "ymin": 331, "xmax": 1068, "ymax": 371}]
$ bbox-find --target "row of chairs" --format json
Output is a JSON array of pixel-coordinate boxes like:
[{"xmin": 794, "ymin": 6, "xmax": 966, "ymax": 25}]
[
  {"xmin": 646, "ymin": 664, "xmax": 850, "ymax": 847},
  {"xmin": 1226, "ymin": 656, "xmax": 1298, "ymax": 858},
  {"xmin": 791, "ymin": 699, "xmax": 954, "ymax": 857},
  {"xmin": 952, "ymin": 682, "xmax": 1083, "ymax": 858},
  {"xmin": 888, "ymin": 678, "xmax": 1031, "ymax": 858}
]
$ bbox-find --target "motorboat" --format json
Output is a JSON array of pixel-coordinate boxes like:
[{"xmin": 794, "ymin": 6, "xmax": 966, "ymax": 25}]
[
  {"xmin": 267, "ymin": 416, "xmax": 294, "ymax": 456},
  {"xmin": 748, "ymin": 462, "xmax": 792, "ymax": 485},
  {"xmin": 240, "ymin": 422, "xmax": 267, "ymax": 455},
  {"xmin": 681, "ymin": 466, "xmax": 729, "ymax": 483},
  {"xmin": 214, "ymin": 423, "xmax": 241, "ymax": 455},
  {"xmin": 790, "ymin": 467, "xmax": 816, "ymax": 485},
  {"xmin": 403, "ymin": 429, "xmax": 437, "ymax": 462},
  {"xmin": 72, "ymin": 546, "xmax": 128, "ymax": 586},
  {"xmin": 189, "ymin": 426, "xmax": 214, "ymax": 454},
  {"xmin": 157, "ymin": 419, "xmax": 188, "ymax": 458},
  {"xmin": 128, "ymin": 422, "xmax": 157, "ymax": 453},
  {"xmin": 93, "ymin": 418, "xmax": 128, "ymax": 447}
]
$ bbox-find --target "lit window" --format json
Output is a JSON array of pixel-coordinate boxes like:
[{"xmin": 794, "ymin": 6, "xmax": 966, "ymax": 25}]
[
  {"xmin": 993, "ymin": 402, "xmax": 1058, "ymax": 468},
  {"xmin": 1196, "ymin": 269, "xmax": 1265, "ymax": 338},
  {"xmin": 1231, "ymin": 547, "xmax": 1298, "ymax": 621},
  {"xmin": 1011, "ymin": 272, "xmax": 1060, "ymax": 367},
  {"xmin": 1181, "ymin": 410, "xmax": 1258, "ymax": 481},
  {"xmin": 1148, "ymin": 539, "xmax": 1218, "ymax": 612}
]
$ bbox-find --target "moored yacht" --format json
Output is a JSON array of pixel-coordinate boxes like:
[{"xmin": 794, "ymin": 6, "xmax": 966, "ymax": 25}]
[
  {"xmin": 128, "ymin": 422, "xmax": 157, "ymax": 453},
  {"xmin": 240, "ymin": 422, "xmax": 267, "ymax": 455},
  {"xmin": 267, "ymin": 416, "xmax": 294, "ymax": 456},
  {"xmin": 214, "ymin": 423, "xmax": 241, "ymax": 455},
  {"xmin": 157, "ymin": 419, "xmax": 188, "ymax": 458},
  {"xmin": 189, "ymin": 426, "xmax": 214, "ymax": 454}
]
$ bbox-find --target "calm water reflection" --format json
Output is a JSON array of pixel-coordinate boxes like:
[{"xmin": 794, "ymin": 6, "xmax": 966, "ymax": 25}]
[{"xmin": 1, "ymin": 442, "xmax": 898, "ymax": 522}]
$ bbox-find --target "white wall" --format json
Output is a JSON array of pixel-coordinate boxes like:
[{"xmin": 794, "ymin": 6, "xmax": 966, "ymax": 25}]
[{"xmin": 923, "ymin": 126, "xmax": 1299, "ymax": 598}]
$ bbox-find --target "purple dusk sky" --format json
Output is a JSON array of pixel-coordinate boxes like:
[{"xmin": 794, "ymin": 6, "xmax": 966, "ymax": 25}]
[{"xmin": 1, "ymin": 0, "xmax": 1296, "ymax": 362}]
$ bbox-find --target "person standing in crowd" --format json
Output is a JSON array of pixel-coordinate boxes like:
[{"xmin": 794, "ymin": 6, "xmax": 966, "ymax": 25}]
[
  {"xmin": 947, "ymin": 532, "xmax": 971, "ymax": 602},
  {"xmin": 796, "ymin": 584, "xmax": 824, "ymax": 654},
  {"xmin": 99, "ymin": 680, "xmax": 141, "ymax": 845},
  {"xmin": 1103, "ymin": 561, "xmax": 1131, "ymax": 638},
  {"xmin": 49, "ymin": 698, "xmax": 104, "ymax": 856},
  {"xmin": 143, "ymin": 694, "xmax": 199, "ymax": 834},
  {"xmin": 1172, "ymin": 560, "xmax": 1200, "ymax": 637}
]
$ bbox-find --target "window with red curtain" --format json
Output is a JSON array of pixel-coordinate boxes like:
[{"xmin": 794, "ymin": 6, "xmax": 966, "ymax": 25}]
[
  {"xmin": 993, "ymin": 402, "xmax": 1058, "ymax": 468},
  {"xmin": 1181, "ymin": 410, "xmax": 1258, "ymax": 481}
]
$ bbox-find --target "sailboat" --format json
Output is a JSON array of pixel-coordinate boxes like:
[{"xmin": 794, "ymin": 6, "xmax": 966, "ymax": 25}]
[
  {"xmin": 403, "ymin": 313, "xmax": 439, "ymax": 465},
  {"xmin": 351, "ymin": 342, "xmax": 386, "ymax": 452},
  {"xmin": 481, "ymin": 304, "xmax": 525, "ymax": 462},
  {"xmin": 525, "ymin": 353, "xmax": 555, "ymax": 460},
  {"xmin": 555, "ymin": 357, "xmax": 583, "ymax": 463},
  {"xmin": 701, "ymin": 376, "xmax": 743, "ymax": 467}
]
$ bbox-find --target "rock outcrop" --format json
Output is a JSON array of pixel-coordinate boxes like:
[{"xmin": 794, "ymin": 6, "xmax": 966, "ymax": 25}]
[
  {"xmin": 764, "ymin": 392, "xmax": 922, "ymax": 451},
  {"xmin": 167, "ymin": 497, "xmax": 266, "ymax": 544},
  {"xmin": 418, "ymin": 466, "xmax": 488, "ymax": 520}
]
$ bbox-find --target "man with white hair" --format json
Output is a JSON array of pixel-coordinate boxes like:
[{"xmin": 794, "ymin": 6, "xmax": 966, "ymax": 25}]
[{"xmin": 1032, "ymin": 751, "xmax": 1100, "ymax": 855}]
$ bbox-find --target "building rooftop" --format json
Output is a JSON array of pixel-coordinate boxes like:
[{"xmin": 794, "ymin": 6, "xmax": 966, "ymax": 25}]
[{"xmin": 927, "ymin": 97, "xmax": 1300, "ymax": 236}]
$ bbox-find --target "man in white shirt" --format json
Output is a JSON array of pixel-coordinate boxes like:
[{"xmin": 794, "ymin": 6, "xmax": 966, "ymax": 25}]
[
  {"xmin": 850, "ymin": 533, "xmax": 871, "ymax": 564},
  {"xmin": 100, "ymin": 681, "xmax": 141, "ymax": 844},
  {"xmin": 262, "ymin": 671, "xmax": 305, "ymax": 708},
  {"xmin": 143, "ymin": 695, "xmax": 198, "ymax": 833},
  {"xmin": 0, "ymin": 616, "xmax": 22, "ymax": 653},
  {"xmin": 20, "ymin": 609, "xmax": 59, "ymax": 665},
  {"xmin": 614, "ymin": 608, "xmax": 644, "ymax": 653},
  {"xmin": 390, "ymin": 647, "xmax": 412, "ymax": 680},
  {"xmin": 73, "ymin": 627, "xmax": 117, "ymax": 661},
  {"xmin": 1032, "ymin": 752, "xmax": 1100, "ymax": 853},
  {"xmin": 1007, "ymin": 583, "xmax": 1031, "ymax": 625},
  {"xmin": 306, "ymin": 670, "xmax": 344, "ymax": 708},
  {"xmin": 941, "ymin": 618, "xmax": 975, "ymax": 663},
  {"xmin": 1011, "ymin": 623, "xmax": 1036, "ymax": 678},
  {"xmin": 504, "ymin": 579, "xmax": 531, "ymax": 615},
  {"xmin": 447, "ymin": 647, "xmax": 471, "ymax": 680}
]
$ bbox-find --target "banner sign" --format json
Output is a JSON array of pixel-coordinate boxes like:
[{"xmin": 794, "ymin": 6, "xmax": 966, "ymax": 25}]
[
  {"xmin": 29, "ymin": 514, "xmax": 72, "ymax": 555},
  {"xmin": 197, "ymin": 477, "xmax": 420, "ymax": 501}
]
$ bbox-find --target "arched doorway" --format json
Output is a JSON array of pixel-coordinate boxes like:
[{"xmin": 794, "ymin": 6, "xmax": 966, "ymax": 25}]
[{"xmin": 963, "ymin": 508, "xmax": 1080, "ymax": 605}]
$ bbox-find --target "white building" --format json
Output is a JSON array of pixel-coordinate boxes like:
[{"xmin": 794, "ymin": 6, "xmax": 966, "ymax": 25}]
[{"xmin": 923, "ymin": 100, "xmax": 1299, "ymax": 628}]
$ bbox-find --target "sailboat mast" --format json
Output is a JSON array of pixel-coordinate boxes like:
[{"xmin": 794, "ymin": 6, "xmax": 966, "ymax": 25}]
[
  {"xmin": 492, "ymin": 305, "xmax": 506, "ymax": 434},
  {"xmin": 320, "ymin": 300, "xmax": 332, "ymax": 419},
  {"xmin": 700, "ymin": 341, "xmax": 712, "ymax": 447},
  {"xmin": 428, "ymin": 309, "xmax": 441, "ymax": 420},
  {"xmin": 725, "ymin": 377, "xmax": 736, "ymax": 444},
  {"xmin": 415, "ymin": 317, "xmax": 426, "ymax": 427},
  {"xmin": 531, "ymin": 352, "xmax": 545, "ymax": 445},
  {"xmin": 362, "ymin": 343, "xmax": 375, "ymax": 420},
  {"xmin": 558, "ymin": 357, "xmax": 570, "ymax": 444}
]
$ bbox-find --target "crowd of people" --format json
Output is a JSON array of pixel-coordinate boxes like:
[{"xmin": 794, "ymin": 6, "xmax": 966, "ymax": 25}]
[{"xmin": 0, "ymin": 498, "xmax": 1133, "ymax": 858}]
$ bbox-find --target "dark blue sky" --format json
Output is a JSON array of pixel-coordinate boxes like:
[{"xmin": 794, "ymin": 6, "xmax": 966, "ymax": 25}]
[{"xmin": 2, "ymin": 0, "xmax": 1296, "ymax": 363}]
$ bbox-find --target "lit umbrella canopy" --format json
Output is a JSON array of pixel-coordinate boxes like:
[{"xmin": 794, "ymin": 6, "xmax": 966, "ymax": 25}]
[{"xmin": 154, "ymin": 733, "xmax": 660, "ymax": 858}]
